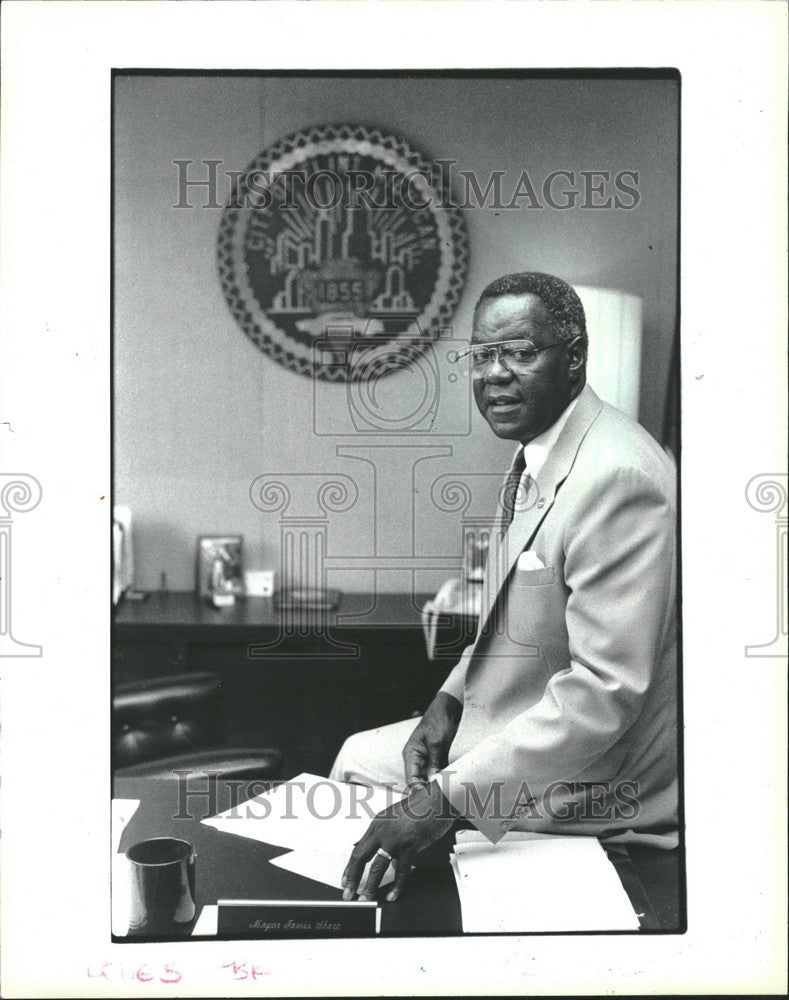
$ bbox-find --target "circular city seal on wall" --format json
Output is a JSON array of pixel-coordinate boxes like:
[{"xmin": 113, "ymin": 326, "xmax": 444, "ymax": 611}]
[{"xmin": 217, "ymin": 124, "xmax": 468, "ymax": 381}]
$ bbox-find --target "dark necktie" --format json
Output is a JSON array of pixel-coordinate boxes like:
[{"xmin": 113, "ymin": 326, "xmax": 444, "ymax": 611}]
[{"xmin": 500, "ymin": 449, "xmax": 527, "ymax": 532}]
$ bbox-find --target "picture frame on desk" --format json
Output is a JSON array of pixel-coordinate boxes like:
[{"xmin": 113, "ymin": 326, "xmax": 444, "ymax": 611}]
[{"xmin": 196, "ymin": 535, "xmax": 244, "ymax": 601}]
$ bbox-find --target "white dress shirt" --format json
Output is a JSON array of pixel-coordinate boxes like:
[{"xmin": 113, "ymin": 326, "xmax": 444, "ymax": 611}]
[{"xmin": 520, "ymin": 394, "xmax": 580, "ymax": 482}]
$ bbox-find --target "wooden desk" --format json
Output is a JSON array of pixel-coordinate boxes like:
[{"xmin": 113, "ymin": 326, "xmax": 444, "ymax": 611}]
[
  {"xmin": 114, "ymin": 776, "xmax": 683, "ymax": 938},
  {"xmin": 114, "ymin": 592, "xmax": 470, "ymax": 776}
]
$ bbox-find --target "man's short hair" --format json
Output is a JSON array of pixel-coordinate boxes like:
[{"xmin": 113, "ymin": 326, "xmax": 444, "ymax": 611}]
[{"xmin": 474, "ymin": 272, "xmax": 588, "ymax": 350}]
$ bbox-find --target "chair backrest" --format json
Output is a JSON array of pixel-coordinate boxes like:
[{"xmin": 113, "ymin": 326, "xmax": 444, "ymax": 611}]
[{"xmin": 113, "ymin": 671, "xmax": 224, "ymax": 768}]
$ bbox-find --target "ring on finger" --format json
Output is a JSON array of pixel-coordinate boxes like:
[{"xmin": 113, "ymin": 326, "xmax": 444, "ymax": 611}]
[{"xmin": 375, "ymin": 848, "xmax": 393, "ymax": 862}]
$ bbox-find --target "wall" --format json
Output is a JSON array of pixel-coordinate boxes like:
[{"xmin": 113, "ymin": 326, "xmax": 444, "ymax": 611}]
[{"xmin": 115, "ymin": 74, "xmax": 678, "ymax": 593}]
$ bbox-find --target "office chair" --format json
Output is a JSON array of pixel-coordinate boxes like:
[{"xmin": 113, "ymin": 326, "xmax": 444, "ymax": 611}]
[{"xmin": 113, "ymin": 671, "xmax": 282, "ymax": 783}]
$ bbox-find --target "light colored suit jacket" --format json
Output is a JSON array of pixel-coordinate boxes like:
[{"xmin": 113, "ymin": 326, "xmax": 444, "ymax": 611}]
[{"xmin": 438, "ymin": 384, "xmax": 678, "ymax": 847}]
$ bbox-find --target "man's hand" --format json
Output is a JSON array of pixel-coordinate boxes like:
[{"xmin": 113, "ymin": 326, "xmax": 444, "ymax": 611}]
[
  {"xmin": 402, "ymin": 691, "xmax": 462, "ymax": 786},
  {"xmin": 341, "ymin": 780, "xmax": 459, "ymax": 903}
]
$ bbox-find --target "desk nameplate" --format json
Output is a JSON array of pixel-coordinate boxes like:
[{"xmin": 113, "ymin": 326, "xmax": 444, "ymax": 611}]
[{"xmin": 217, "ymin": 899, "xmax": 380, "ymax": 937}]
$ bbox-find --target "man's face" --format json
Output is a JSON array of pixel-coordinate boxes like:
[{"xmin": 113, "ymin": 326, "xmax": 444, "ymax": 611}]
[{"xmin": 471, "ymin": 293, "xmax": 581, "ymax": 444}]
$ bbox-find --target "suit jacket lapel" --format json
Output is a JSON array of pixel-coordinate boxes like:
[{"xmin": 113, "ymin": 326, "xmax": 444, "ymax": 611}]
[{"xmin": 476, "ymin": 385, "xmax": 604, "ymax": 634}]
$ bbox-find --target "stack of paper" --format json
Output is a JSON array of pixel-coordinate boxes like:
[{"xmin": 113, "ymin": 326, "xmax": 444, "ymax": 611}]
[
  {"xmin": 202, "ymin": 773, "xmax": 403, "ymax": 890},
  {"xmin": 450, "ymin": 830, "xmax": 640, "ymax": 932}
]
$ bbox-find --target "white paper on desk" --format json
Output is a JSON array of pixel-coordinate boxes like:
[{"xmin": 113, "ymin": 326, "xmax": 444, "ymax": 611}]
[
  {"xmin": 451, "ymin": 836, "xmax": 639, "ymax": 933},
  {"xmin": 269, "ymin": 844, "xmax": 395, "ymax": 891},
  {"xmin": 193, "ymin": 905, "xmax": 218, "ymax": 936},
  {"xmin": 111, "ymin": 798, "xmax": 140, "ymax": 936},
  {"xmin": 202, "ymin": 773, "xmax": 403, "ymax": 852},
  {"xmin": 455, "ymin": 828, "xmax": 556, "ymax": 845},
  {"xmin": 449, "ymin": 852, "xmax": 463, "ymax": 895}
]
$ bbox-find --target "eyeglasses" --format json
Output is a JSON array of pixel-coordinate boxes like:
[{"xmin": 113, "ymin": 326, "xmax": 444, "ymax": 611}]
[{"xmin": 451, "ymin": 339, "xmax": 563, "ymax": 378}]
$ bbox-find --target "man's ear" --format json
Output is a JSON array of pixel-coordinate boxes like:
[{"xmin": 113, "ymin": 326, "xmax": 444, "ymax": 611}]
[{"xmin": 566, "ymin": 335, "xmax": 587, "ymax": 384}]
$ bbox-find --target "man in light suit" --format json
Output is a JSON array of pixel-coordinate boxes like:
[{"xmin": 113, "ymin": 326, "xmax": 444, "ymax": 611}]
[{"xmin": 336, "ymin": 272, "xmax": 678, "ymax": 903}]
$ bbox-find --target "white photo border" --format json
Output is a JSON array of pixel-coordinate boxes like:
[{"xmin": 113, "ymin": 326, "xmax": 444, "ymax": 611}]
[{"xmin": 0, "ymin": 1, "xmax": 786, "ymax": 997}]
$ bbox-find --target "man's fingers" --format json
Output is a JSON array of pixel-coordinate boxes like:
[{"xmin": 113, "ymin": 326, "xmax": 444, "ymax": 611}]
[
  {"xmin": 385, "ymin": 859, "xmax": 415, "ymax": 903},
  {"xmin": 427, "ymin": 741, "xmax": 448, "ymax": 775},
  {"xmin": 341, "ymin": 839, "xmax": 377, "ymax": 900},
  {"xmin": 403, "ymin": 741, "xmax": 429, "ymax": 785},
  {"xmin": 357, "ymin": 850, "xmax": 392, "ymax": 901}
]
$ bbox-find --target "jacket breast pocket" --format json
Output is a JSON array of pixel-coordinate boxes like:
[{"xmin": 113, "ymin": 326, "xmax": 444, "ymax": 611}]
[
  {"xmin": 504, "ymin": 566, "xmax": 567, "ymax": 663},
  {"xmin": 512, "ymin": 565, "xmax": 556, "ymax": 587}
]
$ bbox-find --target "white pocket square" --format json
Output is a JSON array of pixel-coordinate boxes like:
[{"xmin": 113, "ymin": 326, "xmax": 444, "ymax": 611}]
[{"xmin": 517, "ymin": 551, "xmax": 545, "ymax": 571}]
